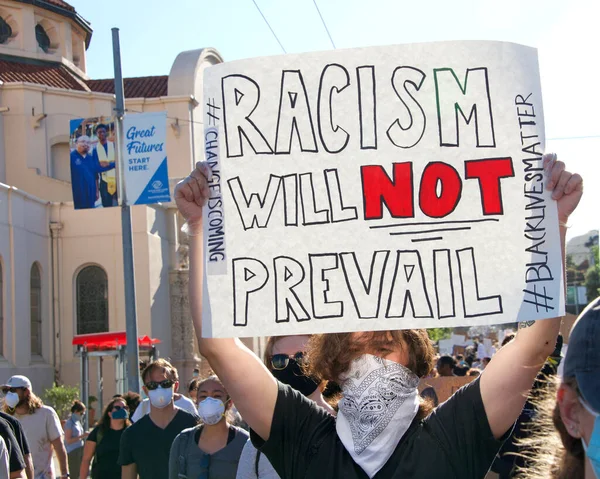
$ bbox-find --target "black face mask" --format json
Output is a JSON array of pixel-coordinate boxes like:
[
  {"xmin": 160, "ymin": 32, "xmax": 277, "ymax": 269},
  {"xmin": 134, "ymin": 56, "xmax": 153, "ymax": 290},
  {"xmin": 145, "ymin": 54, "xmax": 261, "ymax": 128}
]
[{"xmin": 272, "ymin": 359, "xmax": 319, "ymax": 396}]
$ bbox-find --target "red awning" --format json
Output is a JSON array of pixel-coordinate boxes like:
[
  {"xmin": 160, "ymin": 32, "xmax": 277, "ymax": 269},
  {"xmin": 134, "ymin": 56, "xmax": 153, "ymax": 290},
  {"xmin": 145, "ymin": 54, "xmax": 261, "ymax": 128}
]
[{"xmin": 72, "ymin": 332, "xmax": 160, "ymax": 351}]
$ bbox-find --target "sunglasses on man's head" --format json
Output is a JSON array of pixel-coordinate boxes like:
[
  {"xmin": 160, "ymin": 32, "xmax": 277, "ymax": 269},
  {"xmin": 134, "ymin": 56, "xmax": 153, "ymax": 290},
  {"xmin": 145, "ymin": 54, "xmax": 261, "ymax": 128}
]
[
  {"xmin": 1, "ymin": 387, "xmax": 23, "ymax": 395},
  {"xmin": 144, "ymin": 379, "xmax": 174, "ymax": 391},
  {"xmin": 270, "ymin": 352, "xmax": 305, "ymax": 370}
]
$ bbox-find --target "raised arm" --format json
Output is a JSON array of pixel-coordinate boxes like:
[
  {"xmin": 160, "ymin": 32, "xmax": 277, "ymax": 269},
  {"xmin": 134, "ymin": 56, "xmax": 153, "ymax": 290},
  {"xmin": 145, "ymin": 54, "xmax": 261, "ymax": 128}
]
[
  {"xmin": 175, "ymin": 162, "xmax": 278, "ymax": 441},
  {"xmin": 78, "ymin": 440, "xmax": 95, "ymax": 479},
  {"xmin": 480, "ymin": 153, "xmax": 583, "ymax": 438}
]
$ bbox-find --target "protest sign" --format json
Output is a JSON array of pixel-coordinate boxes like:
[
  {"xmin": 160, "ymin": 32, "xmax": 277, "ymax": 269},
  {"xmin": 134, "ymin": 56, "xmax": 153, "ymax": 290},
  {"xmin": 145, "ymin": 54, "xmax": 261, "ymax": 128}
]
[
  {"xmin": 123, "ymin": 111, "xmax": 171, "ymax": 205},
  {"xmin": 201, "ymin": 40, "xmax": 564, "ymax": 338},
  {"xmin": 69, "ymin": 117, "xmax": 118, "ymax": 209}
]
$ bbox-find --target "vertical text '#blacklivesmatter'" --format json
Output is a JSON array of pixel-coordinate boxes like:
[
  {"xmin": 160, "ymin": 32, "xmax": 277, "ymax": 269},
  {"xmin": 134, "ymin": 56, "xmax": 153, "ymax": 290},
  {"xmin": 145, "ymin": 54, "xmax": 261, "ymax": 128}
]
[
  {"xmin": 516, "ymin": 93, "xmax": 555, "ymax": 313},
  {"xmin": 204, "ymin": 65, "xmax": 553, "ymax": 323}
]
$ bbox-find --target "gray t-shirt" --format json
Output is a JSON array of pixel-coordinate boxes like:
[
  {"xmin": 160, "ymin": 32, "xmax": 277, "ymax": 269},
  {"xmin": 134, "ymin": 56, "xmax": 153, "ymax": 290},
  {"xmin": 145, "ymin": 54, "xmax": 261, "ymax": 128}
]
[
  {"xmin": 235, "ymin": 439, "xmax": 280, "ymax": 479},
  {"xmin": 169, "ymin": 425, "xmax": 249, "ymax": 479}
]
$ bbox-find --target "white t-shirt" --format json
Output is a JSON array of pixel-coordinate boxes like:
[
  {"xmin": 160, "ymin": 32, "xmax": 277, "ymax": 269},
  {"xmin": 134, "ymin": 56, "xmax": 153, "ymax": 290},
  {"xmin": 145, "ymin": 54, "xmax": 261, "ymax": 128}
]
[
  {"xmin": 131, "ymin": 395, "xmax": 197, "ymax": 422},
  {"xmin": 15, "ymin": 406, "xmax": 63, "ymax": 479},
  {"xmin": 0, "ymin": 436, "xmax": 8, "ymax": 479}
]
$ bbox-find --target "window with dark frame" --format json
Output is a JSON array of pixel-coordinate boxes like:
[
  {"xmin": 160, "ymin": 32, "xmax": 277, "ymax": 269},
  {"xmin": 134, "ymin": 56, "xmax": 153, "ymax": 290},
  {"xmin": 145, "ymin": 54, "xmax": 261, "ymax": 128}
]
[
  {"xmin": 76, "ymin": 266, "xmax": 109, "ymax": 335},
  {"xmin": 30, "ymin": 264, "xmax": 42, "ymax": 356},
  {"xmin": 0, "ymin": 17, "xmax": 12, "ymax": 44},
  {"xmin": 35, "ymin": 24, "xmax": 50, "ymax": 53}
]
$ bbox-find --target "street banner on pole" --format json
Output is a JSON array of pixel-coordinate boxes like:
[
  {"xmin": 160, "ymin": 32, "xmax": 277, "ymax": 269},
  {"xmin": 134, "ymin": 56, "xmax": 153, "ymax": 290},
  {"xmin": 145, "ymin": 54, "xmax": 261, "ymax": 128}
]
[
  {"xmin": 201, "ymin": 40, "xmax": 564, "ymax": 338},
  {"xmin": 69, "ymin": 117, "xmax": 118, "ymax": 209},
  {"xmin": 123, "ymin": 111, "xmax": 171, "ymax": 205}
]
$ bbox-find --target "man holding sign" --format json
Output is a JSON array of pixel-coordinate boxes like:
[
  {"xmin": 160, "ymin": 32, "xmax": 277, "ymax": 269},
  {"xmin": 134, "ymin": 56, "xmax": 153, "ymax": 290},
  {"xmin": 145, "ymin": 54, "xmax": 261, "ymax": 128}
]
[
  {"xmin": 177, "ymin": 152, "xmax": 581, "ymax": 478},
  {"xmin": 176, "ymin": 41, "xmax": 584, "ymax": 478}
]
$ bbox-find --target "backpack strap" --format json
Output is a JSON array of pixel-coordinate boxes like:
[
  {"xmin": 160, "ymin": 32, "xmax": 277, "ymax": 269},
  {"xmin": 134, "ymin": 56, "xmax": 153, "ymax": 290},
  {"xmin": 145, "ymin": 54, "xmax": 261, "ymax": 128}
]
[{"xmin": 254, "ymin": 449, "xmax": 261, "ymax": 477}]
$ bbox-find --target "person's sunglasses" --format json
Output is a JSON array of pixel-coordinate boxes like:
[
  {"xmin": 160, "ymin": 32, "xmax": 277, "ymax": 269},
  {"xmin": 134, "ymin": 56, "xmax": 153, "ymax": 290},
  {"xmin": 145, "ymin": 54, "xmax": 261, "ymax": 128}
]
[
  {"xmin": 144, "ymin": 379, "xmax": 174, "ymax": 391},
  {"xmin": 112, "ymin": 405, "xmax": 128, "ymax": 411},
  {"xmin": 1, "ymin": 387, "xmax": 23, "ymax": 394},
  {"xmin": 270, "ymin": 352, "xmax": 305, "ymax": 370}
]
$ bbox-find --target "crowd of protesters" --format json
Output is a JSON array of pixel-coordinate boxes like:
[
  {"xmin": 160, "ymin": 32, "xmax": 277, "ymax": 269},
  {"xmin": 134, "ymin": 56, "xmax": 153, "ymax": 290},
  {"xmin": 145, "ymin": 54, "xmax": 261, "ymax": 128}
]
[{"xmin": 0, "ymin": 154, "xmax": 595, "ymax": 479}]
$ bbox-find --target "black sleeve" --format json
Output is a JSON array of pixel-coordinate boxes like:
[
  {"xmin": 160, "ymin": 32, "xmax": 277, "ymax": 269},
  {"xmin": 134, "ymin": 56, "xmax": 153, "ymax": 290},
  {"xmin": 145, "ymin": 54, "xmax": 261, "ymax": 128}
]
[
  {"xmin": 118, "ymin": 426, "xmax": 135, "ymax": 466},
  {"xmin": 250, "ymin": 381, "xmax": 334, "ymax": 479},
  {"xmin": 87, "ymin": 426, "xmax": 99, "ymax": 443},
  {"xmin": 10, "ymin": 418, "xmax": 29, "ymax": 457},
  {"xmin": 0, "ymin": 421, "xmax": 25, "ymax": 473},
  {"xmin": 425, "ymin": 377, "xmax": 509, "ymax": 478}
]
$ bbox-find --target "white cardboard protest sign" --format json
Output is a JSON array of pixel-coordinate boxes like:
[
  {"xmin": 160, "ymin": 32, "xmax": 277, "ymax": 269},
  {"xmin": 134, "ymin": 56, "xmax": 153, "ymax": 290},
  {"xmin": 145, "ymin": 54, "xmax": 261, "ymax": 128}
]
[{"xmin": 201, "ymin": 41, "xmax": 564, "ymax": 338}]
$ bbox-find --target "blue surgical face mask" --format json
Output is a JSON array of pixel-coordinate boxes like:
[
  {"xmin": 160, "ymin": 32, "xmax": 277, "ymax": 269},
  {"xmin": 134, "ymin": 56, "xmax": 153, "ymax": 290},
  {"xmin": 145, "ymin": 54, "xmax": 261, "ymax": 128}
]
[
  {"xmin": 111, "ymin": 407, "xmax": 129, "ymax": 420},
  {"xmin": 580, "ymin": 399, "xmax": 600, "ymax": 478}
]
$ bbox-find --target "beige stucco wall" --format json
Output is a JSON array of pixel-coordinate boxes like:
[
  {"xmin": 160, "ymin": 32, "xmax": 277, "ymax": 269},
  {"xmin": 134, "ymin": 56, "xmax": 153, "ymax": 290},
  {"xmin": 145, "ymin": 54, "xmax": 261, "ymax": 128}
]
[
  {"xmin": 0, "ymin": 184, "xmax": 54, "ymax": 393},
  {"xmin": 50, "ymin": 202, "xmax": 174, "ymax": 398},
  {"xmin": 1, "ymin": 84, "xmax": 114, "ymax": 202},
  {"xmin": 0, "ymin": 36, "xmax": 228, "ymax": 403}
]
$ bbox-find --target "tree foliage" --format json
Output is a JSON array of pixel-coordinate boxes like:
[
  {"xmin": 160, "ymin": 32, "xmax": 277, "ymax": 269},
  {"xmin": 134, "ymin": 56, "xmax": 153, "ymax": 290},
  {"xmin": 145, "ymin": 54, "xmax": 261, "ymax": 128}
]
[
  {"xmin": 43, "ymin": 383, "xmax": 80, "ymax": 420},
  {"xmin": 427, "ymin": 328, "xmax": 452, "ymax": 342},
  {"xmin": 585, "ymin": 245, "xmax": 600, "ymax": 300}
]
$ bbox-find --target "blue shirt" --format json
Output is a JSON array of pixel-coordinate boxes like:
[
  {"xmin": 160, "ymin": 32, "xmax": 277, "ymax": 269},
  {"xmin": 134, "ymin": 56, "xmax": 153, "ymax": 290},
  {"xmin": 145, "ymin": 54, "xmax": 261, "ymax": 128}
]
[
  {"xmin": 64, "ymin": 416, "xmax": 84, "ymax": 453},
  {"xmin": 70, "ymin": 149, "xmax": 114, "ymax": 209}
]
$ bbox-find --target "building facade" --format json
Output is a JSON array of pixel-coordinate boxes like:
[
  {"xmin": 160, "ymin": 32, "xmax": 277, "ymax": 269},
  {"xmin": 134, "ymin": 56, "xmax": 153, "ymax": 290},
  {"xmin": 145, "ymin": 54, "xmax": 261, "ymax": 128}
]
[{"xmin": 0, "ymin": 0, "xmax": 262, "ymax": 402}]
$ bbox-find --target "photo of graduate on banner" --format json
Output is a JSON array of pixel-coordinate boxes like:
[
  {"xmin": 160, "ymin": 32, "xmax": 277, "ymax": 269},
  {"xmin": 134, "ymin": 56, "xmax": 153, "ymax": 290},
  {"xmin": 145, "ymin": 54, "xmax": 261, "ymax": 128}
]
[{"xmin": 69, "ymin": 117, "xmax": 118, "ymax": 210}]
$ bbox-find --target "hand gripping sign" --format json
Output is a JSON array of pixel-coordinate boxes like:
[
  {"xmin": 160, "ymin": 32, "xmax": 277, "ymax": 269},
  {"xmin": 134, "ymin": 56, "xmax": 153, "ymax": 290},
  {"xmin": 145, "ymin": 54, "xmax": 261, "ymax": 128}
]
[{"xmin": 200, "ymin": 40, "xmax": 563, "ymax": 338}]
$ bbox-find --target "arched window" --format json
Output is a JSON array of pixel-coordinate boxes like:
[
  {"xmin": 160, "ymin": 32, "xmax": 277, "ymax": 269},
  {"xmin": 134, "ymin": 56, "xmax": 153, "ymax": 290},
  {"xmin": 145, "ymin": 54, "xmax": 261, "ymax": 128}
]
[
  {"xmin": 0, "ymin": 16, "xmax": 12, "ymax": 44},
  {"xmin": 30, "ymin": 264, "xmax": 42, "ymax": 356},
  {"xmin": 51, "ymin": 142, "xmax": 70, "ymax": 182},
  {"xmin": 35, "ymin": 24, "xmax": 50, "ymax": 53},
  {"xmin": 76, "ymin": 266, "xmax": 108, "ymax": 334}
]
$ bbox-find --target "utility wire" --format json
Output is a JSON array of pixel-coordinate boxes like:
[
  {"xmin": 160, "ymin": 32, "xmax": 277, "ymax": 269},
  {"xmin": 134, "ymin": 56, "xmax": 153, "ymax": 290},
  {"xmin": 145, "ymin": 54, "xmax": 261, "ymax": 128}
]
[
  {"xmin": 251, "ymin": 0, "xmax": 287, "ymax": 54},
  {"xmin": 312, "ymin": 0, "xmax": 336, "ymax": 49}
]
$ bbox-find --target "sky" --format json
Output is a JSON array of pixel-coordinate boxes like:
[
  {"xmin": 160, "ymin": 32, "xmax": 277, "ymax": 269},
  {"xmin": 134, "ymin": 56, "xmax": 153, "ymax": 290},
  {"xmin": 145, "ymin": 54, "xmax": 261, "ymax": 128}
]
[{"xmin": 69, "ymin": 0, "xmax": 599, "ymax": 240}]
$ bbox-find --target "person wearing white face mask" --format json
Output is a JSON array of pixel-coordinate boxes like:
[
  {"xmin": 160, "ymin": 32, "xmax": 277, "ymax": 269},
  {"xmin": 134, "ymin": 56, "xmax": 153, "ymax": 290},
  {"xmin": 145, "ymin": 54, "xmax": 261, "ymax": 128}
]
[
  {"xmin": 169, "ymin": 375, "xmax": 249, "ymax": 479},
  {"xmin": 513, "ymin": 297, "xmax": 600, "ymax": 479},
  {"xmin": 119, "ymin": 359, "xmax": 198, "ymax": 479},
  {"xmin": 1, "ymin": 376, "xmax": 69, "ymax": 479},
  {"xmin": 175, "ymin": 154, "xmax": 584, "ymax": 479}
]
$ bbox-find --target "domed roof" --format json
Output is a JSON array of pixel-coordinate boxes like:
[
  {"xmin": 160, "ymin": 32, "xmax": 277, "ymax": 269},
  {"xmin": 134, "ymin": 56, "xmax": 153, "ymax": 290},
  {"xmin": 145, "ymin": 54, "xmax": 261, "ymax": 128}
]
[
  {"xmin": 12, "ymin": 0, "xmax": 92, "ymax": 47},
  {"xmin": 35, "ymin": 0, "xmax": 76, "ymax": 13}
]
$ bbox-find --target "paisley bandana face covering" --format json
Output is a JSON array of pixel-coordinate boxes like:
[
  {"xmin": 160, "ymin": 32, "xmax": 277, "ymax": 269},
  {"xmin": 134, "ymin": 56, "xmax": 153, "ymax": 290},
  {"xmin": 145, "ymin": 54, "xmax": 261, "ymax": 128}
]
[{"xmin": 336, "ymin": 354, "xmax": 420, "ymax": 478}]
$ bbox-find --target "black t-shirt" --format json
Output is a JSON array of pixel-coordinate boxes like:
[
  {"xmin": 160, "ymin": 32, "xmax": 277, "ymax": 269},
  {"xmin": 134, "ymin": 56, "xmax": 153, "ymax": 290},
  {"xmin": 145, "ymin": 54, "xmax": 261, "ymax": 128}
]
[
  {"xmin": 251, "ymin": 378, "xmax": 506, "ymax": 479},
  {"xmin": 88, "ymin": 425, "xmax": 126, "ymax": 479},
  {"xmin": 118, "ymin": 409, "xmax": 198, "ymax": 479},
  {"xmin": 0, "ymin": 416, "xmax": 25, "ymax": 473},
  {"xmin": 0, "ymin": 412, "xmax": 30, "ymax": 456}
]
